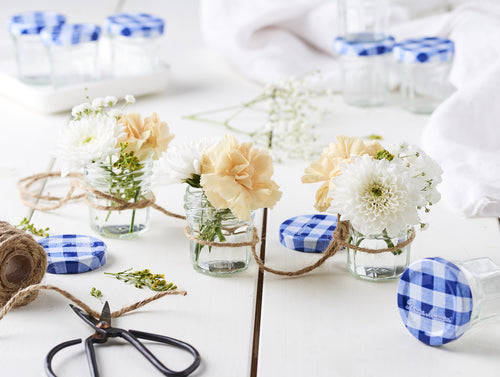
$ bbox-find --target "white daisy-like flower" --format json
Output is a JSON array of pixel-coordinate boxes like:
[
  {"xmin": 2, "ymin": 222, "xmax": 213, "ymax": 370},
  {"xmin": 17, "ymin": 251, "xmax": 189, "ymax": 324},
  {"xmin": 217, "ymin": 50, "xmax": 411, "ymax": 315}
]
[
  {"xmin": 155, "ymin": 138, "xmax": 216, "ymax": 184},
  {"xmin": 329, "ymin": 155, "xmax": 422, "ymax": 237},
  {"xmin": 57, "ymin": 114, "xmax": 125, "ymax": 176},
  {"xmin": 124, "ymin": 94, "xmax": 136, "ymax": 104}
]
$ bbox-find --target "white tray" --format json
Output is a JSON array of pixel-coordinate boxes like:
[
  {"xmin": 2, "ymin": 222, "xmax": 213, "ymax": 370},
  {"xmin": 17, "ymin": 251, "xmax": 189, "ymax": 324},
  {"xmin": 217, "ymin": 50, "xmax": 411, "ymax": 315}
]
[{"xmin": 0, "ymin": 59, "xmax": 170, "ymax": 114}]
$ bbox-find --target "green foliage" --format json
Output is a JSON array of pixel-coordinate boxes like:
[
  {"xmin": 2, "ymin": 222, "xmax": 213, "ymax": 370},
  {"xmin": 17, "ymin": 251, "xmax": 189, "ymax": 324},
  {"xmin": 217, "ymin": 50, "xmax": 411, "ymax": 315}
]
[
  {"xmin": 105, "ymin": 268, "xmax": 178, "ymax": 292},
  {"xmin": 15, "ymin": 217, "xmax": 49, "ymax": 237},
  {"xmin": 90, "ymin": 287, "xmax": 103, "ymax": 303}
]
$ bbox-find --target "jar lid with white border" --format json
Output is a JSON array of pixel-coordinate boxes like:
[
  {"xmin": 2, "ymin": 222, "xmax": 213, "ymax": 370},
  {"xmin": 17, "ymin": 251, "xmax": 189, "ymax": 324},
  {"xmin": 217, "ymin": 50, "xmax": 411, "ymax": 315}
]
[
  {"xmin": 8, "ymin": 11, "xmax": 66, "ymax": 36},
  {"xmin": 105, "ymin": 13, "xmax": 165, "ymax": 38},
  {"xmin": 393, "ymin": 37, "xmax": 454, "ymax": 63},
  {"xmin": 334, "ymin": 34, "xmax": 395, "ymax": 57},
  {"xmin": 279, "ymin": 214, "xmax": 337, "ymax": 253},
  {"xmin": 40, "ymin": 24, "xmax": 102, "ymax": 46}
]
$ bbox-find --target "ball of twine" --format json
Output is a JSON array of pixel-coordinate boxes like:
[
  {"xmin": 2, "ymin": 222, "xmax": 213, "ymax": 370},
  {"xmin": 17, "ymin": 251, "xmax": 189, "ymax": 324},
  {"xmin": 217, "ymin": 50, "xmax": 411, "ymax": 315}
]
[{"xmin": 0, "ymin": 221, "xmax": 47, "ymax": 308}]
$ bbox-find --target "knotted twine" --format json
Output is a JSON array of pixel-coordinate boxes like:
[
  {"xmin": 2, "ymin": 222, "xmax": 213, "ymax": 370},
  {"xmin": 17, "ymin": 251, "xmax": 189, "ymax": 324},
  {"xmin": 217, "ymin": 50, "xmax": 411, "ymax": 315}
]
[
  {"xmin": 0, "ymin": 221, "xmax": 186, "ymax": 321},
  {"xmin": 17, "ymin": 172, "xmax": 416, "ymax": 278}
]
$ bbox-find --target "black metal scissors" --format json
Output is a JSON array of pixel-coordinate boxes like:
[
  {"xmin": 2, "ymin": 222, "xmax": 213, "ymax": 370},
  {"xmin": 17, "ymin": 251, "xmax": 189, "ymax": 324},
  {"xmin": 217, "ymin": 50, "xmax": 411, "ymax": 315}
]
[{"xmin": 45, "ymin": 301, "xmax": 201, "ymax": 377}]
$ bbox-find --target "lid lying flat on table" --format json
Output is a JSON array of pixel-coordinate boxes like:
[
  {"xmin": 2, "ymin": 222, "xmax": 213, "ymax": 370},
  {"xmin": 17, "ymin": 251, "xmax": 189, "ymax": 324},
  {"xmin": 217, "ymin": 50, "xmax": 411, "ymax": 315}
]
[
  {"xmin": 334, "ymin": 34, "xmax": 395, "ymax": 56},
  {"xmin": 397, "ymin": 257, "xmax": 473, "ymax": 346},
  {"xmin": 40, "ymin": 24, "xmax": 102, "ymax": 46},
  {"xmin": 8, "ymin": 11, "xmax": 66, "ymax": 36},
  {"xmin": 38, "ymin": 234, "xmax": 107, "ymax": 274},
  {"xmin": 279, "ymin": 214, "xmax": 337, "ymax": 253},
  {"xmin": 393, "ymin": 37, "xmax": 454, "ymax": 63},
  {"xmin": 105, "ymin": 13, "xmax": 165, "ymax": 38}
]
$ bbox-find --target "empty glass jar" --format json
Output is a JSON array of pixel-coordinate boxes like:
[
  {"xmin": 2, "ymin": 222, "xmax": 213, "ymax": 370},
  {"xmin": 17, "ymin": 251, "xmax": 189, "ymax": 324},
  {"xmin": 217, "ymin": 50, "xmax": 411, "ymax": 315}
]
[
  {"xmin": 105, "ymin": 13, "xmax": 165, "ymax": 77},
  {"xmin": 8, "ymin": 11, "xmax": 66, "ymax": 85},
  {"xmin": 394, "ymin": 37, "xmax": 455, "ymax": 114},
  {"xmin": 41, "ymin": 23, "xmax": 101, "ymax": 88},
  {"xmin": 334, "ymin": 34, "xmax": 395, "ymax": 107},
  {"xmin": 398, "ymin": 257, "xmax": 500, "ymax": 346}
]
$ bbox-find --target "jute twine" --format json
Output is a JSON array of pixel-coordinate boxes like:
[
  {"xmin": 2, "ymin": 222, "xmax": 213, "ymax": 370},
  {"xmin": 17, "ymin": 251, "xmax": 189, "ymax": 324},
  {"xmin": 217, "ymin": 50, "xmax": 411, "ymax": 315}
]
[
  {"xmin": 0, "ymin": 221, "xmax": 47, "ymax": 307},
  {"xmin": 17, "ymin": 172, "xmax": 185, "ymax": 219}
]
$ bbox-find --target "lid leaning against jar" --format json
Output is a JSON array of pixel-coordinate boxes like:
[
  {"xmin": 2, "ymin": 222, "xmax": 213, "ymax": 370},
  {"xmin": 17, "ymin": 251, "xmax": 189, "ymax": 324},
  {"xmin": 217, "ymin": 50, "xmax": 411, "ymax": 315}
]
[
  {"xmin": 40, "ymin": 23, "xmax": 102, "ymax": 46},
  {"xmin": 105, "ymin": 13, "xmax": 165, "ymax": 38},
  {"xmin": 397, "ymin": 257, "xmax": 473, "ymax": 346},
  {"xmin": 279, "ymin": 214, "xmax": 338, "ymax": 253},
  {"xmin": 8, "ymin": 11, "xmax": 66, "ymax": 36},
  {"xmin": 393, "ymin": 37, "xmax": 454, "ymax": 63},
  {"xmin": 333, "ymin": 34, "xmax": 395, "ymax": 56}
]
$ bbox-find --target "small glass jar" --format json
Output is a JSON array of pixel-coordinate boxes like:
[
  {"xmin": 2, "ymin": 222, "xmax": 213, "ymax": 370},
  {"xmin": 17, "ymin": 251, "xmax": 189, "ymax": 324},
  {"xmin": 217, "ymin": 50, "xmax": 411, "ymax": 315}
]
[
  {"xmin": 347, "ymin": 223, "xmax": 412, "ymax": 281},
  {"xmin": 394, "ymin": 37, "xmax": 455, "ymax": 114},
  {"xmin": 105, "ymin": 13, "xmax": 165, "ymax": 77},
  {"xmin": 85, "ymin": 158, "xmax": 153, "ymax": 239},
  {"xmin": 41, "ymin": 24, "xmax": 101, "ymax": 88},
  {"xmin": 337, "ymin": 0, "xmax": 389, "ymax": 40},
  {"xmin": 8, "ymin": 11, "xmax": 66, "ymax": 85},
  {"xmin": 334, "ymin": 34, "xmax": 394, "ymax": 107},
  {"xmin": 184, "ymin": 186, "xmax": 253, "ymax": 276},
  {"xmin": 398, "ymin": 257, "xmax": 500, "ymax": 346}
]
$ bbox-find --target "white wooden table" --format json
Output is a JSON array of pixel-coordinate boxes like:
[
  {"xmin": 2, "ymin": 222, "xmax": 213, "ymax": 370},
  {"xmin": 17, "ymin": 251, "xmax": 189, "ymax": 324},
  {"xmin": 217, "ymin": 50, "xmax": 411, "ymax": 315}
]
[{"xmin": 1, "ymin": 1, "xmax": 499, "ymax": 377}]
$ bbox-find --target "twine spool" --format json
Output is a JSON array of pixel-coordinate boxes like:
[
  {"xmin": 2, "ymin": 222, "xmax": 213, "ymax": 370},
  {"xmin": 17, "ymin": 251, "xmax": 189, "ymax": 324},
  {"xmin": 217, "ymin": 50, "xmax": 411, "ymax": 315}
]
[{"xmin": 0, "ymin": 221, "xmax": 47, "ymax": 308}]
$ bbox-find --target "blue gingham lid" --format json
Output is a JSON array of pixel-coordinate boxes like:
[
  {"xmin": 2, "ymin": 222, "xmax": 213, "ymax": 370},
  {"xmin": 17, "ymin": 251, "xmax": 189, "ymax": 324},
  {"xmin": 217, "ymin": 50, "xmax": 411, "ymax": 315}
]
[
  {"xmin": 397, "ymin": 257, "xmax": 473, "ymax": 346},
  {"xmin": 8, "ymin": 11, "xmax": 66, "ymax": 36},
  {"xmin": 105, "ymin": 13, "xmax": 165, "ymax": 37},
  {"xmin": 393, "ymin": 37, "xmax": 454, "ymax": 63},
  {"xmin": 40, "ymin": 23, "xmax": 102, "ymax": 46},
  {"xmin": 279, "ymin": 214, "xmax": 337, "ymax": 253},
  {"xmin": 334, "ymin": 34, "xmax": 395, "ymax": 56},
  {"xmin": 38, "ymin": 234, "xmax": 107, "ymax": 274}
]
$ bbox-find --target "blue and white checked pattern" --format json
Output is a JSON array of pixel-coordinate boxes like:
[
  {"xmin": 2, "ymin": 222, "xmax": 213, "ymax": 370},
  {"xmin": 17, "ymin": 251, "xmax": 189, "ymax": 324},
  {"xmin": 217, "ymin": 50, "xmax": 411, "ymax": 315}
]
[
  {"xmin": 8, "ymin": 11, "xmax": 66, "ymax": 36},
  {"xmin": 397, "ymin": 257, "xmax": 473, "ymax": 346},
  {"xmin": 38, "ymin": 234, "xmax": 107, "ymax": 274},
  {"xmin": 40, "ymin": 24, "xmax": 101, "ymax": 46},
  {"xmin": 106, "ymin": 13, "xmax": 165, "ymax": 38},
  {"xmin": 393, "ymin": 37, "xmax": 454, "ymax": 63},
  {"xmin": 279, "ymin": 214, "xmax": 337, "ymax": 253},
  {"xmin": 334, "ymin": 34, "xmax": 395, "ymax": 57}
]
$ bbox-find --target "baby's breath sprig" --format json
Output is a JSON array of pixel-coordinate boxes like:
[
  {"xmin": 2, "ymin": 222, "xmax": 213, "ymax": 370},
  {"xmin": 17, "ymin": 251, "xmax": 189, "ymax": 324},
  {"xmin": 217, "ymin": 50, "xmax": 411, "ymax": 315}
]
[
  {"xmin": 15, "ymin": 217, "xmax": 49, "ymax": 237},
  {"xmin": 105, "ymin": 268, "xmax": 178, "ymax": 292}
]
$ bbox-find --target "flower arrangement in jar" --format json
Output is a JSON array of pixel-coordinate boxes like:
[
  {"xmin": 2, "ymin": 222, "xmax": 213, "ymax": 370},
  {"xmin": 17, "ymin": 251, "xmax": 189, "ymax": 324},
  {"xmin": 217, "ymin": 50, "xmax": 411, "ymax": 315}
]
[
  {"xmin": 160, "ymin": 134, "xmax": 283, "ymax": 276},
  {"xmin": 56, "ymin": 95, "xmax": 174, "ymax": 238},
  {"xmin": 302, "ymin": 135, "xmax": 443, "ymax": 281}
]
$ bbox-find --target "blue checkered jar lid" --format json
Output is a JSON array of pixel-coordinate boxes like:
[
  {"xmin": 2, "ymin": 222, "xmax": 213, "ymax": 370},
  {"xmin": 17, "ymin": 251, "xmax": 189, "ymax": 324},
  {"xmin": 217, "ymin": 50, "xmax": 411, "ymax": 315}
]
[
  {"xmin": 8, "ymin": 11, "xmax": 66, "ymax": 36},
  {"xmin": 334, "ymin": 34, "xmax": 395, "ymax": 56},
  {"xmin": 40, "ymin": 23, "xmax": 102, "ymax": 46},
  {"xmin": 393, "ymin": 37, "xmax": 454, "ymax": 63},
  {"xmin": 38, "ymin": 234, "xmax": 107, "ymax": 274},
  {"xmin": 397, "ymin": 257, "xmax": 473, "ymax": 346},
  {"xmin": 105, "ymin": 13, "xmax": 165, "ymax": 38},
  {"xmin": 279, "ymin": 214, "xmax": 337, "ymax": 253}
]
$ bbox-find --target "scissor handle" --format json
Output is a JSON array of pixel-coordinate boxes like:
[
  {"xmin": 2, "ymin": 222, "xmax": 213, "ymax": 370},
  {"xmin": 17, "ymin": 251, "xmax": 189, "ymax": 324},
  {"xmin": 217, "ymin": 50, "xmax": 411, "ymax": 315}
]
[
  {"xmin": 45, "ymin": 338, "xmax": 82, "ymax": 377},
  {"xmin": 120, "ymin": 329, "xmax": 201, "ymax": 377}
]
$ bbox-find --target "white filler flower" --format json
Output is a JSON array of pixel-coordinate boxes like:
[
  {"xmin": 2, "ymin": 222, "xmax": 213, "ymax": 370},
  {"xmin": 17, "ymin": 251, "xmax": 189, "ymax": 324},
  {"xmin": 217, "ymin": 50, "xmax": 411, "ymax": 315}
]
[
  {"xmin": 57, "ymin": 114, "xmax": 125, "ymax": 176},
  {"xmin": 329, "ymin": 155, "xmax": 422, "ymax": 237}
]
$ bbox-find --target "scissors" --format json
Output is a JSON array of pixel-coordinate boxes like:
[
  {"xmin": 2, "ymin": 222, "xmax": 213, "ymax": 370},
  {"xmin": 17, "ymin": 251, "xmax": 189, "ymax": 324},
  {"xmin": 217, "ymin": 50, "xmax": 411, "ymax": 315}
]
[{"xmin": 45, "ymin": 301, "xmax": 201, "ymax": 377}]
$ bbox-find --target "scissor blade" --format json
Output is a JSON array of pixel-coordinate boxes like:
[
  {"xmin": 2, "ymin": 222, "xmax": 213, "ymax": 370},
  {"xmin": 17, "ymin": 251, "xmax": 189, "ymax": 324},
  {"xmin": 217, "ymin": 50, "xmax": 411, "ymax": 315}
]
[{"xmin": 100, "ymin": 301, "xmax": 111, "ymax": 325}]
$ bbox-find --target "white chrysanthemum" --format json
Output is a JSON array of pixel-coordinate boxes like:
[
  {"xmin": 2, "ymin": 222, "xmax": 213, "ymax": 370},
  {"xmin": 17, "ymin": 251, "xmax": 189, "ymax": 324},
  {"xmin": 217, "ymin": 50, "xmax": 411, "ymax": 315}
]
[
  {"xmin": 57, "ymin": 114, "xmax": 125, "ymax": 176},
  {"xmin": 155, "ymin": 138, "xmax": 216, "ymax": 184},
  {"xmin": 329, "ymin": 155, "xmax": 422, "ymax": 237}
]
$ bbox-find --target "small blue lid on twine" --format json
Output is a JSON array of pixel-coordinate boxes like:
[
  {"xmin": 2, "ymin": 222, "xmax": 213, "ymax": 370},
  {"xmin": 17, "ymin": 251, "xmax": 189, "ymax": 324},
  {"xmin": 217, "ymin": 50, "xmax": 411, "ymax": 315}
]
[
  {"xmin": 38, "ymin": 234, "xmax": 107, "ymax": 274},
  {"xmin": 8, "ymin": 11, "xmax": 66, "ymax": 36},
  {"xmin": 393, "ymin": 37, "xmax": 454, "ymax": 63},
  {"xmin": 105, "ymin": 13, "xmax": 165, "ymax": 38},
  {"xmin": 279, "ymin": 214, "xmax": 337, "ymax": 253},
  {"xmin": 40, "ymin": 23, "xmax": 102, "ymax": 46},
  {"xmin": 397, "ymin": 257, "xmax": 473, "ymax": 346},
  {"xmin": 334, "ymin": 34, "xmax": 395, "ymax": 57}
]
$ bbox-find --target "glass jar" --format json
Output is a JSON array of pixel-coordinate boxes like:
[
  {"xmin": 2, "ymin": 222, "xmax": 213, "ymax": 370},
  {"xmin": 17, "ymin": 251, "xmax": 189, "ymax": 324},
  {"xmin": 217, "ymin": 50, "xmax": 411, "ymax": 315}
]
[
  {"xmin": 334, "ymin": 35, "xmax": 395, "ymax": 107},
  {"xmin": 8, "ymin": 11, "xmax": 66, "ymax": 85},
  {"xmin": 394, "ymin": 37, "xmax": 455, "ymax": 114},
  {"xmin": 347, "ymin": 224, "xmax": 412, "ymax": 281},
  {"xmin": 105, "ymin": 13, "xmax": 165, "ymax": 77},
  {"xmin": 337, "ymin": 0, "xmax": 389, "ymax": 40},
  {"xmin": 398, "ymin": 257, "xmax": 500, "ymax": 346},
  {"xmin": 184, "ymin": 186, "xmax": 253, "ymax": 276},
  {"xmin": 41, "ymin": 24, "xmax": 101, "ymax": 88},
  {"xmin": 84, "ymin": 158, "xmax": 153, "ymax": 239}
]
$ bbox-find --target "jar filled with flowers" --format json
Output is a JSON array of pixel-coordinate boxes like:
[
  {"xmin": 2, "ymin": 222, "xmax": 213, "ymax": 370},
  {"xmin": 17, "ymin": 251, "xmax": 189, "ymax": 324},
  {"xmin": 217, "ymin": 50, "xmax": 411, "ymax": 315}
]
[
  {"xmin": 57, "ymin": 95, "xmax": 174, "ymax": 238},
  {"xmin": 302, "ymin": 135, "xmax": 442, "ymax": 281}
]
